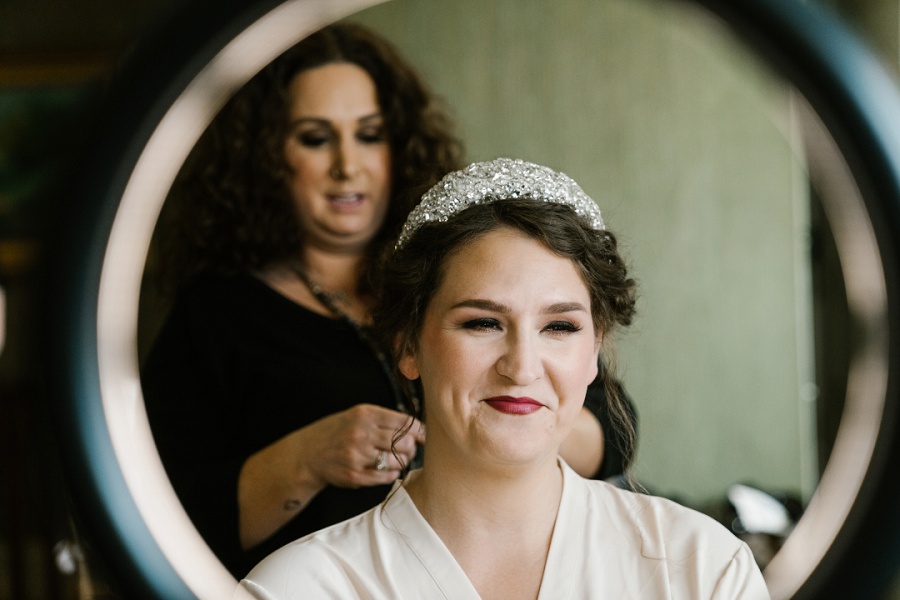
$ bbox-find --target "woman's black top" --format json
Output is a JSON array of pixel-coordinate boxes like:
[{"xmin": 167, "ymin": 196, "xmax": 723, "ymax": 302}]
[{"xmin": 141, "ymin": 272, "xmax": 635, "ymax": 578}]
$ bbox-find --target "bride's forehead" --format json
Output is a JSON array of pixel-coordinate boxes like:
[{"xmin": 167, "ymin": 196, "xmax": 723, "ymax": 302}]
[
  {"xmin": 436, "ymin": 237, "xmax": 588, "ymax": 296},
  {"xmin": 444, "ymin": 229, "xmax": 568, "ymax": 268},
  {"xmin": 448, "ymin": 227, "xmax": 539, "ymax": 254}
]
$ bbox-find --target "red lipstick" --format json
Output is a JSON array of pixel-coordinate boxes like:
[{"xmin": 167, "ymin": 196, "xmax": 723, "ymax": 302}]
[{"xmin": 484, "ymin": 396, "xmax": 543, "ymax": 415}]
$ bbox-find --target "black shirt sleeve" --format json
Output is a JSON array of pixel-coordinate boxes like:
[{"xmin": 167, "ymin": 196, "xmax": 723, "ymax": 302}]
[{"xmin": 582, "ymin": 367, "xmax": 638, "ymax": 481}]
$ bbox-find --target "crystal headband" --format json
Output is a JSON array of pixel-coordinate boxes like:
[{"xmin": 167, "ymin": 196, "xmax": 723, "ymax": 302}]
[{"xmin": 395, "ymin": 158, "xmax": 605, "ymax": 249}]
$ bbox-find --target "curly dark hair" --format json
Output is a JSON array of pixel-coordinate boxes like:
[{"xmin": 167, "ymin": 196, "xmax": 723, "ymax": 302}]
[
  {"xmin": 153, "ymin": 22, "xmax": 463, "ymax": 293},
  {"xmin": 372, "ymin": 198, "xmax": 639, "ymax": 466}
]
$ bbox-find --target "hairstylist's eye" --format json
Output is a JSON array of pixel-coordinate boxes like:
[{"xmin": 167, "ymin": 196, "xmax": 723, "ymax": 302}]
[
  {"xmin": 460, "ymin": 318, "xmax": 502, "ymax": 332},
  {"xmin": 298, "ymin": 132, "xmax": 331, "ymax": 148},
  {"xmin": 357, "ymin": 125, "xmax": 386, "ymax": 144}
]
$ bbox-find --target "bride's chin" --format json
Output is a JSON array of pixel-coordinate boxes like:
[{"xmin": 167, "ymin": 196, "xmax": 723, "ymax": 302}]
[{"xmin": 474, "ymin": 437, "xmax": 559, "ymax": 467}]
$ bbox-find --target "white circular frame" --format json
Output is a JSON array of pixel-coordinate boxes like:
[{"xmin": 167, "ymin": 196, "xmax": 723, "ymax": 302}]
[{"xmin": 76, "ymin": 0, "xmax": 900, "ymax": 598}]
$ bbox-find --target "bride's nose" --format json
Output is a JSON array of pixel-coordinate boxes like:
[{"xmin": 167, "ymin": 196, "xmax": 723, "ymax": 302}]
[{"xmin": 495, "ymin": 333, "xmax": 544, "ymax": 385}]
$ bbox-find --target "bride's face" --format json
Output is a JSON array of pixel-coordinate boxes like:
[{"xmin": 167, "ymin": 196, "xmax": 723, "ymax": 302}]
[{"xmin": 399, "ymin": 226, "xmax": 601, "ymax": 469}]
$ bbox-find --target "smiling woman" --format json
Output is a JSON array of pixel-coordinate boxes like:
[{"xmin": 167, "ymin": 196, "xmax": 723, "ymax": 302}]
[
  {"xmin": 241, "ymin": 159, "xmax": 769, "ymax": 599},
  {"xmin": 39, "ymin": 0, "xmax": 900, "ymax": 598}
]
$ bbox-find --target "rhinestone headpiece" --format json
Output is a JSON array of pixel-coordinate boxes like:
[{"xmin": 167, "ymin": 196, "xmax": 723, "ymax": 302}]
[{"xmin": 395, "ymin": 157, "xmax": 605, "ymax": 249}]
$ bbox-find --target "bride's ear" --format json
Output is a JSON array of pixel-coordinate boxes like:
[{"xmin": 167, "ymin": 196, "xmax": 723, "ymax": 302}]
[
  {"xmin": 590, "ymin": 331, "xmax": 603, "ymax": 379},
  {"xmin": 395, "ymin": 335, "xmax": 420, "ymax": 380},
  {"xmin": 398, "ymin": 352, "xmax": 420, "ymax": 381}
]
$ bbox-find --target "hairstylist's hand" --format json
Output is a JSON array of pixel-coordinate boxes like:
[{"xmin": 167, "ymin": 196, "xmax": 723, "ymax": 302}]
[
  {"xmin": 239, "ymin": 404, "xmax": 424, "ymax": 549},
  {"xmin": 300, "ymin": 403, "xmax": 424, "ymax": 488}
]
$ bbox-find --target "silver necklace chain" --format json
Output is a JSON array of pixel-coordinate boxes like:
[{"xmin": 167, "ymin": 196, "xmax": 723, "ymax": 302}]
[{"xmin": 290, "ymin": 262, "xmax": 415, "ymax": 414}]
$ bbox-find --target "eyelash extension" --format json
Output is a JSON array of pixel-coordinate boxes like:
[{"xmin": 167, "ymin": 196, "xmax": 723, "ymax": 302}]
[
  {"xmin": 460, "ymin": 318, "xmax": 501, "ymax": 331},
  {"xmin": 544, "ymin": 321, "xmax": 582, "ymax": 333},
  {"xmin": 459, "ymin": 318, "xmax": 582, "ymax": 333}
]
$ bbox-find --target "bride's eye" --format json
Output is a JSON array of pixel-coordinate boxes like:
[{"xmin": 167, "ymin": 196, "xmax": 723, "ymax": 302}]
[
  {"xmin": 460, "ymin": 318, "xmax": 502, "ymax": 331},
  {"xmin": 543, "ymin": 321, "xmax": 581, "ymax": 334}
]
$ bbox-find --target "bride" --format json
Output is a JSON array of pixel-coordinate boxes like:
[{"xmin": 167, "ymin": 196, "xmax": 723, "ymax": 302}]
[{"xmin": 239, "ymin": 158, "xmax": 769, "ymax": 599}]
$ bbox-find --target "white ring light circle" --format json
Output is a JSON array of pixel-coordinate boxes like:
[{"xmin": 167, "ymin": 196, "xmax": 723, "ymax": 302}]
[{"xmin": 79, "ymin": 0, "xmax": 900, "ymax": 598}]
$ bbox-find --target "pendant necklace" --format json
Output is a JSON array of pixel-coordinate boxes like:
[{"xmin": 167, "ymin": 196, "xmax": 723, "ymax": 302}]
[{"xmin": 290, "ymin": 262, "xmax": 418, "ymax": 415}]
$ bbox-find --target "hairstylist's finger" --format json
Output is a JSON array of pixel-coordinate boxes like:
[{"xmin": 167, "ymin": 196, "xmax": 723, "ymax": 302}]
[
  {"xmin": 392, "ymin": 419, "xmax": 425, "ymax": 449},
  {"xmin": 390, "ymin": 433, "xmax": 417, "ymax": 459},
  {"xmin": 411, "ymin": 420, "xmax": 426, "ymax": 444}
]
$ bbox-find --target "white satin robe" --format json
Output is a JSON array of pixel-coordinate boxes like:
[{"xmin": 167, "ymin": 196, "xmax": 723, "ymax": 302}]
[{"xmin": 240, "ymin": 460, "xmax": 770, "ymax": 599}]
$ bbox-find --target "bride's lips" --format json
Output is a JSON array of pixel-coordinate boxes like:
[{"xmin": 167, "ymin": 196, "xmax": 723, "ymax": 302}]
[{"xmin": 483, "ymin": 396, "xmax": 544, "ymax": 415}]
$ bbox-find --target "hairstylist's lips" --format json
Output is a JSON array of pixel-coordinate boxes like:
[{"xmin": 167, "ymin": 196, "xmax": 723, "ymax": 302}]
[
  {"xmin": 327, "ymin": 192, "xmax": 365, "ymax": 209},
  {"xmin": 483, "ymin": 396, "xmax": 544, "ymax": 415}
]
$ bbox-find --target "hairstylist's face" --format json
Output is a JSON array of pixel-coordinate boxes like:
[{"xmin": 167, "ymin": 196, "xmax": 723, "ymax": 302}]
[
  {"xmin": 284, "ymin": 62, "xmax": 392, "ymax": 253},
  {"xmin": 399, "ymin": 227, "xmax": 601, "ymax": 469}
]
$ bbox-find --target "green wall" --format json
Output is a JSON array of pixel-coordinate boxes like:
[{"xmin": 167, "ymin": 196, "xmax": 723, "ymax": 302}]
[{"xmin": 350, "ymin": 0, "xmax": 815, "ymax": 508}]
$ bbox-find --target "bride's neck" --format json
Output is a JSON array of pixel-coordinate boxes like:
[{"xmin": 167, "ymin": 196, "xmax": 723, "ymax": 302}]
[{"xmin": 407, "ymin": 455, "xmax": 563, "ymax": 535}]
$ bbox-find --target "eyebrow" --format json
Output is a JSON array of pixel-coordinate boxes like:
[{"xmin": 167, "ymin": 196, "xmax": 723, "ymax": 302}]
[
  {"xmin": 289, "ymin": 112, "xmax": 383, "ymax": 128},
  {"xmin": 449, "ymin": 298, "xmax": 589, "ymax": 314}
]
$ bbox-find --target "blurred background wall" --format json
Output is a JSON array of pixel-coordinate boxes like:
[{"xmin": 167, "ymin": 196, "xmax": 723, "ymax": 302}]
[
  {"xmin": 351, "ymin": 0, "xmax": 816, "ymax": 513},
  {"xmin": 1, "ymin": 0, "xmax": 897, "ymax": 598}
]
